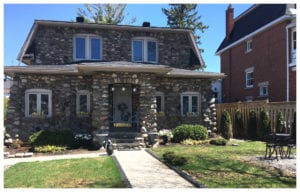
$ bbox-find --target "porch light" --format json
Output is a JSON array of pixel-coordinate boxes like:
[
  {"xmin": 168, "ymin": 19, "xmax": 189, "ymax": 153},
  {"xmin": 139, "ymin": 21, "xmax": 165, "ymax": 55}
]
[
  {"xmin": 133, "ymin": 87, "xmax": 137, "ymax": 92},
  {"xmin": 121, "ymin": 85, "xmax": 126, "ymax": 92},
  {"xmin": 111, "ymin": 86, "xmax": 115, "ymax": 92}
]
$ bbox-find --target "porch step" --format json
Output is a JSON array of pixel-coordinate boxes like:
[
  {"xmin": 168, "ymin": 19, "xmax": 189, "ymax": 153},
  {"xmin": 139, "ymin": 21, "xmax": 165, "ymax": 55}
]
[{"xmin": 109, "ymin": 132, "xmax": 145, "ymax": 149}]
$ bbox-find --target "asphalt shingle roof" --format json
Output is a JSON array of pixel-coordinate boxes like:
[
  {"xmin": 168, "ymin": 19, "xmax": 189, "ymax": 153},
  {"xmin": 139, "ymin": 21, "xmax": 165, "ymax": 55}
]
[{"xmin": 216, "ymin": 4, "xmax": 294, "ymax": 53}]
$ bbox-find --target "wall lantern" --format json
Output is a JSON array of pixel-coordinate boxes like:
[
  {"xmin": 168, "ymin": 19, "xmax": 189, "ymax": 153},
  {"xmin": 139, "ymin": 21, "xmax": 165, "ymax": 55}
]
[
  {"xmin": 111, "ymin": 86, "xmax": 115, "ymax": 92},
  {"xmin": 133, "ymin": 87, "xmax": 137, "ymax": 92},
  {"xmin": 121, "ymin": 85, "xmax": 126, "ymax": 92}
]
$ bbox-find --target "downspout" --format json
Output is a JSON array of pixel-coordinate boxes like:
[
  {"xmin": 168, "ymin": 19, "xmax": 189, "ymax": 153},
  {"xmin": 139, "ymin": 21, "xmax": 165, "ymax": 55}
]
[{"xmin": 286, "ymin": 26, "xmax": 289, "ymax": 102}]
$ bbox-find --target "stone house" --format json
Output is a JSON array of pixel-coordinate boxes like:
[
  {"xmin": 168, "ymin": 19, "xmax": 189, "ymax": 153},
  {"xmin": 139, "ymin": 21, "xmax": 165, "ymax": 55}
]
[
  {"xmin": 216, "ymin": 4, "xmax": 296, "ymax": 103},
  {"xmin": 5, "ymin": 18, "xmax": 224, "ymax": 142}
]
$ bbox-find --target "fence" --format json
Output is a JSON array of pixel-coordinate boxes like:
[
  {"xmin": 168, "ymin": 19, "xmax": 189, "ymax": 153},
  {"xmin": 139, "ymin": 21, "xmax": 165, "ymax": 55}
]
[{"xmin": 216, "ymin": 100, "xmax": 296, "ymax": 137}]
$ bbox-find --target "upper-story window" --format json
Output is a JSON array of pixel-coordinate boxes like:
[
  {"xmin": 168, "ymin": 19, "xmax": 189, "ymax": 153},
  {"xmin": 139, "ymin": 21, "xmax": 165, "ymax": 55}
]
[
  {"xmin": 25, "ymin": 89, "xmax": 52, "ymax": 117},
  {"xmin": 132, "ymin": 37, "xmax": 158, "ymax": 63},
  {"xmin": 291, "ymin": 28, "xmax": 296, "ymax": 64},
  {"xmin": 246, "ymin": 39, "xmax": 252, "ymax": 53},
  {"xmin": 73, "ymin": 35, "xmax": 102, "ymax": 61},
  {"xmin": 245, "ymin": 67, "xmax": 254, "ymax": 88}
]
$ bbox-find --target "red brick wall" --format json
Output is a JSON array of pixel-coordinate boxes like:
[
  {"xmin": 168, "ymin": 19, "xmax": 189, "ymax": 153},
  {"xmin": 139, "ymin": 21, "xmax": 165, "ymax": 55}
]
[{"xmin": 220, "ymin": 20, "xmax": 296, "ymax": 102}]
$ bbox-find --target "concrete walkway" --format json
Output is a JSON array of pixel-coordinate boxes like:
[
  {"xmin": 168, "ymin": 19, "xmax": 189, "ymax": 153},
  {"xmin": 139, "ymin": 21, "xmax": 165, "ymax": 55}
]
[
  {"xmin": 114, "ymin": 149, "xmax": 195, "ymax": 188},
  {"xmin": 4, "ymin": 149, "xmax": 195, "ymax": 188}
]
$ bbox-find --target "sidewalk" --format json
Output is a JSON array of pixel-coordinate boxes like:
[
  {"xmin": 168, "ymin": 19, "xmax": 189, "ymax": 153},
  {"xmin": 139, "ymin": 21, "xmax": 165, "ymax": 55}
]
[{"xmin": 113, "ymin": 149, "xmax": 195, "ymax": 188}]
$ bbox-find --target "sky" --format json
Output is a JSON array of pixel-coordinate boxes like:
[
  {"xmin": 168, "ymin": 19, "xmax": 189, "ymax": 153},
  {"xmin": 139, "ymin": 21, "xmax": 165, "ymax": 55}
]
[{"xmin": 3, "ymin": 2, "xmax": 253, "ymax": 73}]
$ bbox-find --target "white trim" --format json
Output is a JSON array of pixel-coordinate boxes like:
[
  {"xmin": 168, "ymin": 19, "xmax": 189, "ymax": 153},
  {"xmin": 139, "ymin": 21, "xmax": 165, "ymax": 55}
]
[
  {"xmin": 132, "ymin": 37, "xmax": 158, "ymax": 63},
  {"xmin": 155, "ymin": 91, "xmax": 165, "ymax": 112},
  {"xmin": 216, "ymin": 15, "xmax": 291, "ymax": 55},
  {"xmin": 73, "ymin": 34, "xmax": 103, "ymax": 61},
  {"xmin": 25, "ymin": 89, "xmax": 52, "ymax": 117},
  {"xmin": 76, "ymin": 90, "xmax": 91, "ymax": 115},
  {"xmin": 180, "ymin": 92, "xmax": 200, "ymax": 116}
]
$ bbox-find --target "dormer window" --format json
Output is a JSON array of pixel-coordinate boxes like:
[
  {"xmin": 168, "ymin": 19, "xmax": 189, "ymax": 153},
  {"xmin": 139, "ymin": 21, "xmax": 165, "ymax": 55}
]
[
  {"xmin": 132, "ymin": 37, "xmax": 158, "ymax": 63},
  {"xmin": 73, "ymin": 35, "xmax": 102, "ymax": 61},
  {"xmin": 246, "ymin": 39, "xmax": 252, "ymax": 53}
]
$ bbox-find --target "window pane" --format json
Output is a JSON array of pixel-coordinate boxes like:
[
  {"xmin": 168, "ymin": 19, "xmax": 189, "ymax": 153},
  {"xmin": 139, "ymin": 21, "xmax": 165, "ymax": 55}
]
[
  {"xmin": 91, "ymin": 38, "xmax": 101, "ymax": 59},
  {"xmin": 29, "ymin": 94, "xmax": 37, "ymax": 115},
  {"xmin": 293, "ymin": 31, "xmax": 296, "ymax": 50},
  {"xmin": 182, "ymin": 96, "xmax": 189, "ymax": 115},
  {"xmin": 156, "ymin": 96, "xmax": 162, "ymax": 112},
  {"xmin": 246, "ymin": 72, "xmax": 253, "ymax": 87},
  {"xmin": 41, "ymin": 94, "xmax": 49, "ymax": 115},
  {"xmin": 192, "ymin": 96, "xmax": 198, "ymax": 113},
  {"xmin": 79, "ymin": 95, "xmax": 88, "ymax": 113},
  {"xmin": 76, "ymin": 37, "xmax": 86, "ymax": 59},
  {"xmin": 133, "ymin": 40, "xmax": 143, "ymax": 62},
  {"xmin": 147, "ymin": 41, "xmax": 157, "ymax": 62}
]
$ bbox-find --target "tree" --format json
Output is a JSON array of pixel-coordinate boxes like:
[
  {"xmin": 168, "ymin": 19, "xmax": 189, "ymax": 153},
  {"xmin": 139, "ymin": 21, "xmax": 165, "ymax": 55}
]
[
  {"xmin": 220, "ymin": 110, "xmax": 233, "ymax": 140},
  {"xmin": 162, "ymin": 4, "xmax": 208, "ymax": 44},
  {"xmin": 77, "ymin": 4, "xmax": 136, "ymax": 24},
  {"xmin": 234, "ymin": 110, "xmax": 244, "ymax": 138},
  {"xmin": 276, "ymin": 111, "xmax": 285, "ymax": 133},
  {"xmin": 247, "ymin": 111, "xmax": 257, "ymax": 139},
  {"xmin": 259, "ymin": 110, "xmax": 270, "ymax": 139}
]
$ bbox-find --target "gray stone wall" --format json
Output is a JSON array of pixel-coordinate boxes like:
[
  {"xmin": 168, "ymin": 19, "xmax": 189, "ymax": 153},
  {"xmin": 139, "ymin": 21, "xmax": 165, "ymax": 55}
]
[
  {"xmin": 5, "ymin": 72, "xmax": 216, "ymax": 141},
  {"xmin": 32, "ymin": 25, "xmax": 196, "ymax": 69}
]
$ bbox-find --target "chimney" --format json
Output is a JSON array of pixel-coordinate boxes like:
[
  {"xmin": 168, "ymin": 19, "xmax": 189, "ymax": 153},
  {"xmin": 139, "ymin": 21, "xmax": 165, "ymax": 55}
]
[
  {"xmin": 226, "ymin": 4, "xmax": 234, "ymax": 40},
  {"xmin": 76, "ymin": 16, "xmax": 84, "ymax": 23},
  {"xmin": 142, "ymin": 22, "xmax": 150, "ymax": 27}
]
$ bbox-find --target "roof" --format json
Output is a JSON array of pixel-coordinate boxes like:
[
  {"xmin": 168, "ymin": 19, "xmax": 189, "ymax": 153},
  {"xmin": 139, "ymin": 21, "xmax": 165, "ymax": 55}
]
[
  {"xmin": 17, "ymin": 20, "xmax": 204, "ymax": 68},
  {"xmin": 216, "ymin": 4, "xmax": 296, "ymax": 54},
  {"xmin": 4, "ymin": 61, "xmax": 225, "ymax": 79}
]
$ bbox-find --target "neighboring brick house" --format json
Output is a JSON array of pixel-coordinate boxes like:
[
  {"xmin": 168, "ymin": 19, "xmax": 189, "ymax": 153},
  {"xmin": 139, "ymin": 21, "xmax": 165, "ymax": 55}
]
[
  {"xmin": 4, "ymin": 18, "xmax": 224, "ymax": 142},
  {"xmin": 216, "ymin": 4, "xmax": 296, "ymax": 103}
]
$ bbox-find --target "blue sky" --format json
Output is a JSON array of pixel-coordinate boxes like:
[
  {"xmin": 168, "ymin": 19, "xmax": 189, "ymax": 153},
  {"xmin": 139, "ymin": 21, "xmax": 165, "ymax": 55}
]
[{"xmin": 4, "ymin": 3, "xmax": 252, "ymax": 72}]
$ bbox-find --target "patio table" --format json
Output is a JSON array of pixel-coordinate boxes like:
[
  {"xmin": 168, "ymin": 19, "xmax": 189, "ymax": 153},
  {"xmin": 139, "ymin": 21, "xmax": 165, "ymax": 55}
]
[{"xmin": 265, "ymin": 133, "xmax": 294, "ymax": 160}]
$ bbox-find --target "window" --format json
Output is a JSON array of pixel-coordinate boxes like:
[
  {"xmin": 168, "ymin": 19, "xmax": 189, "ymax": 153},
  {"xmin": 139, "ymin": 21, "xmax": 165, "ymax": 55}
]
[
  {"xmin": 132, "ymin": 37, "xmax": 158, "ymax": 63},
  {"xmin": 258, "ymin": 82, "xmax": 269, "ymax": 97},
  {"xmin": 246, "ymin": 39, "xmax": 252, "ymax": 52},
  {"xmin": 74, "ymin": 35, "xmax": 102, "ymax": 61},
  {"xmin": 76, "ymin": 90, "xmax": 91, "ymax": 115},
  {"xmin": 291, "ymin": 28, "xmax": 296, "ymax": 64},
  {"xmin": 156, "ymin": 92, "xmax": 164, "ymax": 112},
  {"xmin": 245, "ymin": 67, "xmax": 254, "ymax": 88},
  {"xmin": 25, "ymin": 89, "xmax": 52, "ymax": 117},
  {"xmin": 181, "ymin": 92, "xmax": 200, "ymax": 116}
]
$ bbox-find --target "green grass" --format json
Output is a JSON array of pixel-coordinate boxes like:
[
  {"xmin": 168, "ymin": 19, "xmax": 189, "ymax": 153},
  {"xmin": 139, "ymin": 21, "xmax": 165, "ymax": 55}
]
[
  {"xmin": 4, "ymin": 157, "xmax": 126, "ymax": 188},
  {"xmin": 151, "ymin": 141, "xmax": 296, "ymax": 188}
]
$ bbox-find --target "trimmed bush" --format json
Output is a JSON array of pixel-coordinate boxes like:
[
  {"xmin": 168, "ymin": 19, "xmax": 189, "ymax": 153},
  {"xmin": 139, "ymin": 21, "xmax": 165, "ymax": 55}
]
[
  {"xmin": 209, "ymin": 138, "xmax": 228, "ymax": 146},
  {"xmin": 162, "ymin": 151, "xmax": 188, "ymax": 166},
  {"xmin": 29, "ymin": 130, "xmax": 75, "ymax": 147},
  {"xmin": 234, "ymin": 110, "xmax": 244, "ymax": 138},
  {"xmin": 220, "ymin": 110, "xmax": 232, "ymax": 140},
  {"xmin": 276, "ymin": 111, "xmax": 285, "ymax": 133},
  {"xmin": 247, "ymin": 111, "xmax": 257, "ymax": 139},
  {"xmin": 259, "ymin": 110, "xmax": 271, "ymax": 139},
  {"xmin": 172, "ymin": 124, "xmax": 208, "ymax": 143}
]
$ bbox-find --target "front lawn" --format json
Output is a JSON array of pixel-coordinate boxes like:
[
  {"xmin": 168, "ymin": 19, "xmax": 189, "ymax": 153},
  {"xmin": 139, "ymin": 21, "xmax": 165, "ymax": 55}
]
[
  {"xmin": 151, "ymin": 141, "xmax": 296, "ymax": 188},
  {"xmin": 4, "ymin": 157, "xmax": 126, "ymax": 188}
]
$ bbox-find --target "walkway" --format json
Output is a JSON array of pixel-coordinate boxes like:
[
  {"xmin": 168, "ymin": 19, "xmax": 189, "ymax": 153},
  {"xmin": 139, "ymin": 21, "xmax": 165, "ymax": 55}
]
[{"xmin": 114, "ymin": 149, "xmax": 195, "ymax": 188}]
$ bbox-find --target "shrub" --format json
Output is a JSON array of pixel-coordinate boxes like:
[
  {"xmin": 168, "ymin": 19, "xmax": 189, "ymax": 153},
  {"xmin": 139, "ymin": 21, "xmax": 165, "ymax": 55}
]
[
  {"xmin": 29, "ymin": 130, "xmax": 75, "ymax": 147},
  {"xmin": 291, "ymin": 112, "xmax": 296, "ymax": 141},
  {"xmin": 209, "ymin": 138, "xmax": 228, "ymax": 146},
  {"xmin": 234, "ymin": 110, "xmax": 244, "ymax": 138},
  {"xmin": 172, "ymin": 124, "xmax": 208, "ymax": 143},
  {"xmin": 276, "ymin": 111, "xmax": 285, "ymax": 133},
  {"xmin": 247, "ymin": 111, "xmax": 257, "ymax": 139},
  {"xmin": 220, "ymin": 110, "xmax": 232, "ymax": 140},
  {"xmin": 162, "ymin": 151, "xmax": 188, "ymax": 166},
  {"xmin": 259, "ymin": 110, "xmax": 271, "ymax": 139},
  {"xmin": 34, "ymin": 145, "xmax": 66, "ymax": 153}
]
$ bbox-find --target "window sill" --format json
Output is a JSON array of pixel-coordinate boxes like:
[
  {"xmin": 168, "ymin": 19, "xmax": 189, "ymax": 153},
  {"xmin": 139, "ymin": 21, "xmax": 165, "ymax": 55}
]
[
  {"xmin": 245, "ymin": 86, "xmax": 254, "ymax": 89},
  {"xmin": 245, "ymin": 49, "xmax": 252, "ymax": 54}
]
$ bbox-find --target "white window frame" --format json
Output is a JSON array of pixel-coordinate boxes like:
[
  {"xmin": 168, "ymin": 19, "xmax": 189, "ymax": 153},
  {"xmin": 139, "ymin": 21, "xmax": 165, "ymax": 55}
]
[
  {"xmin": 156, "ymin": 92, "xmax": 165, "ymax": 112},
  {"xmin": 245, "ymin": 67, "xmax": 254, "ymax": 88},
  {"xmin": 25, "ymin": 89, "xmax": 52, "ymax": 117},
  {"xmin": 132, "ymin": 37, "xmax": 158, "ymax": 63},
  {"xmin": 291, "ymin": 28, "xmax": 296, "ymax": 65},
  {"xmin": 246, "ymin": 39, "xmax": 252, "ymax": 53},
  {"xmin": 76, "ymin": 90, "xmax": 91, "ymax": 115},
  {"xmin": 73, "ymin": 35, "xmax": 103, "ymax": 61},
  {"xmin": 180, "ymin": 92, "xmax": 200, "ymax": 116},
  {"xmin": 258, "ymin": 81, "xmax": 269, "ymax": 97}
]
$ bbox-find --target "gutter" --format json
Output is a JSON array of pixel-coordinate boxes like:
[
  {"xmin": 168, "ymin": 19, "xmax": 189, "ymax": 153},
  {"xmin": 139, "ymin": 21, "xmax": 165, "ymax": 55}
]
[{"xmin": 216, "ymin": 15, "xmax": 292, "ymax": 55}]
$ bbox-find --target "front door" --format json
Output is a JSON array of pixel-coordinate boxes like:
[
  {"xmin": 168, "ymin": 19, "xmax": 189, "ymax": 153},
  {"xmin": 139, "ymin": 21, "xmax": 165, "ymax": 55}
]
[{"xmin": 110, "ymin": 84, "xmax": 134, "ymax": 131}]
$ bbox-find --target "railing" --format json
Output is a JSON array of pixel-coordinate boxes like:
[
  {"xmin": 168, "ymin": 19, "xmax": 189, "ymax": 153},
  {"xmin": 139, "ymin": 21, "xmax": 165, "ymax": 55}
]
[{"xmin": 216, "ymin": 100, "xmax": 296, "ymax": 135}]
